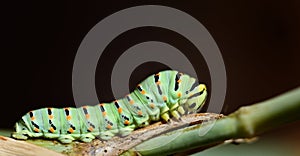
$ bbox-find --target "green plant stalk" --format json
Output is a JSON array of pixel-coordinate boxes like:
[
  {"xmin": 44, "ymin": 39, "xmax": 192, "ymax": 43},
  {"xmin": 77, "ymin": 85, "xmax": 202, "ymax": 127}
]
[{"xmin": 125, "ymin": 87, "xmax": 300, "ymax": 156}]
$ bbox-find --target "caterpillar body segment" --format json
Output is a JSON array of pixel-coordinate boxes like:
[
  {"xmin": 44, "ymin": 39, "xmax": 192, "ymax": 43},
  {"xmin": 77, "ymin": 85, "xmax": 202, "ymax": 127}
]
[
  {"xmin": 96, "ymin": 103, "xmax": 119, "ymax": 140},
  {"xmin": 134, "ymin": 83, "xmax": 163, "ymax": 122},
  {"xmin": 57, "ymin": 107, "xmax": 80, "ymax": 143},
  {"xmin": 77, "ymin": 105, "xmax": 99, "ymax": 142},
  {"xmin": 42, "ymin": 108, "xmax": 62, "ymax": 139},
  {"xmin": 110, "ymin": 100, "xmax": 136, "ymax": 137},
  {"xmin": 121, "ymin": 93, "xmax": 150, "ymax": 127},
  {"xmin": 12, "ymin": 70, "xmax": 208, "ymax": 143}
]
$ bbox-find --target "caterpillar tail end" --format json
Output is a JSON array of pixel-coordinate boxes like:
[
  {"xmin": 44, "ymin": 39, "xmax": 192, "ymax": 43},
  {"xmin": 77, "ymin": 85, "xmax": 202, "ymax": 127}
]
[{"xmin": 11, "ymin": 121, "xmax": 29, "ymax": 140}]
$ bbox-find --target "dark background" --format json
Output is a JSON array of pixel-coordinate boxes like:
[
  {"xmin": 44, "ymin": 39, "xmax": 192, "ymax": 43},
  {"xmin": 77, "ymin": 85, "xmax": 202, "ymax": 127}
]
[{"xmin": 2, "ymin": 1, "xmax": 300, "ymax": 149}]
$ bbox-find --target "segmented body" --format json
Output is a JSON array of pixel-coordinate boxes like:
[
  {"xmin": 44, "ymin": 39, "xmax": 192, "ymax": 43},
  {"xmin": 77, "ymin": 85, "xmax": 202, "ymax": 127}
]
[{"xmin": 12, "ymin": 70, "xmax": 207, "ymax": 143}]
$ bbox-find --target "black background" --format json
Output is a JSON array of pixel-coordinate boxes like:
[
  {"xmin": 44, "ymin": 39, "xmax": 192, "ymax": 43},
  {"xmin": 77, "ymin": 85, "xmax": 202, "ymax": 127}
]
[{"xmin": 2, "ymin": 1, "xmax": 300, "ymax": 144}]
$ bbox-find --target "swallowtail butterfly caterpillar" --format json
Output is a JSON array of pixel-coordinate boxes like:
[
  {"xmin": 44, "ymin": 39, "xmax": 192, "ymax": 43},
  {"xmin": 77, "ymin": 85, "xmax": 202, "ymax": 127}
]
[{"xmin": 12, "ymin": 70, "xmax": 207, "ymax": 143}]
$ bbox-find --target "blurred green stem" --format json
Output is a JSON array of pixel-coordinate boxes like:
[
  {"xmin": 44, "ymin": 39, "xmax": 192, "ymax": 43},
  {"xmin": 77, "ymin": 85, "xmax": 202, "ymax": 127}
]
[{"xmin": 125, "ymin": 87, "xmax": 300, "ymax": 156}]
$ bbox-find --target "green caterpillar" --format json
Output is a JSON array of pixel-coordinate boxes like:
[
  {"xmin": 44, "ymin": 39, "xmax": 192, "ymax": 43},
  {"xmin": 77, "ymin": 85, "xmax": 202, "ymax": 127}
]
[{"xmin": 12, "ymin": 70, "xmax": 207, "ymax": 143}]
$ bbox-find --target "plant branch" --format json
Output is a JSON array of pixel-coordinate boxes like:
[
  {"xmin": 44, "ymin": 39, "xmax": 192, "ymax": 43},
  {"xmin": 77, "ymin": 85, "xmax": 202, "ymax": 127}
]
[{"xmin": 123, "ymin": 87, "xmax": 300, "ymax": 156}]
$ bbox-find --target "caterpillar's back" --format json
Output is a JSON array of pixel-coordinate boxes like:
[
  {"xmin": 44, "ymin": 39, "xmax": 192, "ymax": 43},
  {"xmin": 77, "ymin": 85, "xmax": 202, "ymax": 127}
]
[{"xmin": 12, "ymin": 70, "xmax": 207, "ymax": 143}]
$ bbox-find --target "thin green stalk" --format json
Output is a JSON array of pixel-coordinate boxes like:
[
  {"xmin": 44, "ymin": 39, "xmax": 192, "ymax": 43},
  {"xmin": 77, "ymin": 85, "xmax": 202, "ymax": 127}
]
[{"xmin": 124, "ymin": 87, "xmax": 300, "ymax": 156}]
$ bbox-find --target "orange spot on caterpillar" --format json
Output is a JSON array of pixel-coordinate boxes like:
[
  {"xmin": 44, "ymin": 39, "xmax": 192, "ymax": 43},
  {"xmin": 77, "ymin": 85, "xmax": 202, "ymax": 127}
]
[
  {"xmin": 141, "ymin": 90, "xmax": 146, "ymax": 95},
  {"xmin": 177, "ymin": 79, "xmax": 182, "ymax": 83},
  {"xmin": 34, "ymin": 127, "xmax": 40, "ymax": 132},
  {"xmin": 88, "ymin": 126, "xmax": 94, "ymax": 131},
  {"xmin": 66, "ymin": 115, "xmax": 72, "ymax": 120},
  {"xmin": 48, "ymin": 115, "xmax": 53, "ymax": 119},
  {"xmin": 68, "ymin": 127, "xmax": 74, "ymax": 133},
  {"xmin": 30, "ymin": 116, "xmax": 35, "ymax": 120},
  {"xmin": 100, "ymin": 103, "xmax": 105, "ymax": 106},
  {"xmin": 85, "ymin": 114, "xmax": 90, "ymax": 119},
  {"xmin": 118, "ymin": 108, "xmax": 122, "ymax": 113},
  {"xmin": 177, "ymin": 92, "xmax": 182, "ymax": 97},
  {"xmin": 156, "ymin": 81, "xmax": 161, "ymax": 85},
  {"xmin": 106, "ymin": 124, "xmax": 112, "ymax": 129},
  {"xmin": 129, "ymin": 100, "xmax": 134, "ymax": 105},
  {"xmin": 155, "ymin": 73, "xmax": 160, "ymax": 76},
  {"xmin": 163, "ymin": 96, "xmax": 167, "ymax": 101},
  {"xmin": 49, "ymin": 127, "xmax": 55, "ymax": 133},
  {"xmin": 149, "ymin": 103, "xmax": 155, "ymax": 109},
  {"xmin": 102, "ymin": 112, "xmax": 107, "ymax": 116},
  {"xmin": 124, "ymin": 120, "xmax": 130, "ymax": 125},
  {"xmin": 137, "ymin": 110, "xmax": 143, "ymax": 116}
]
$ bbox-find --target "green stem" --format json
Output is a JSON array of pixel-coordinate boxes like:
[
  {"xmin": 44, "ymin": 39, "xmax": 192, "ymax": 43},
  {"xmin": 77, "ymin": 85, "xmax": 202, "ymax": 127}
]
[
  {"xmin": 231, "ymin": 87, "xmax": 300, "ymax": 137},
  {"xmin": 125, "ymin": 87, "xmax": 300, "ymax": 156}
]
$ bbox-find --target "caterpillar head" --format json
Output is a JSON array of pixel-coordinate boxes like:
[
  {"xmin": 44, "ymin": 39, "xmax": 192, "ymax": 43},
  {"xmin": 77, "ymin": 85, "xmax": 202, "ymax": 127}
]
[{"xmin": 185, "ymin": 84, "xmax": 207, "ymax": 113}]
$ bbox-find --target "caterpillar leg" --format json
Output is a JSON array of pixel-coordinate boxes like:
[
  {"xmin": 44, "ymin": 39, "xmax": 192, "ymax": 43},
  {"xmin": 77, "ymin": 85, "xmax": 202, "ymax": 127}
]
[
  {"xmin": 118, "ymin": 125, "xmax": 136, "ymax": 137},
  {"xmin": 170, "ymin": 110, "xmax": 181, "ymax": 120},
  {"xmin": 58, "ymin": 135, "xmax": 75, "ymax": 144},
  {"xmin": 161, "ymin": 108, "xmax": 181, "ymax": 122},
  {"xmin": 99, "ymin": 129, "xmax": 118, "ymax": 140},
  {"xmin": 161, "ymin": 102, "xmax": 181, "ymax": 121},
  {"xmin": 161, "ymin": 106, "xmax": 182, "ymax": 121},
  {"xmin": 161, "ymin": 112, "xmax": 170, "ymax": 122},
  {"xmin": 44, "ymin": 133, "xmax": 60, "ymax": 139},
  {"xmin": 177, "ymin": 106, "xmax": 185, "ymax": 115},
  {"xmin": 80, "ymin": 133, "xmax": 95, "ymax": 142},
  {"xmin": 160, "ymin": 104, "xmax": 171, "ymax": 122},
  {"xmin": 12, "ymin": 132, "xmax": 28, "ymax": 140}
]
